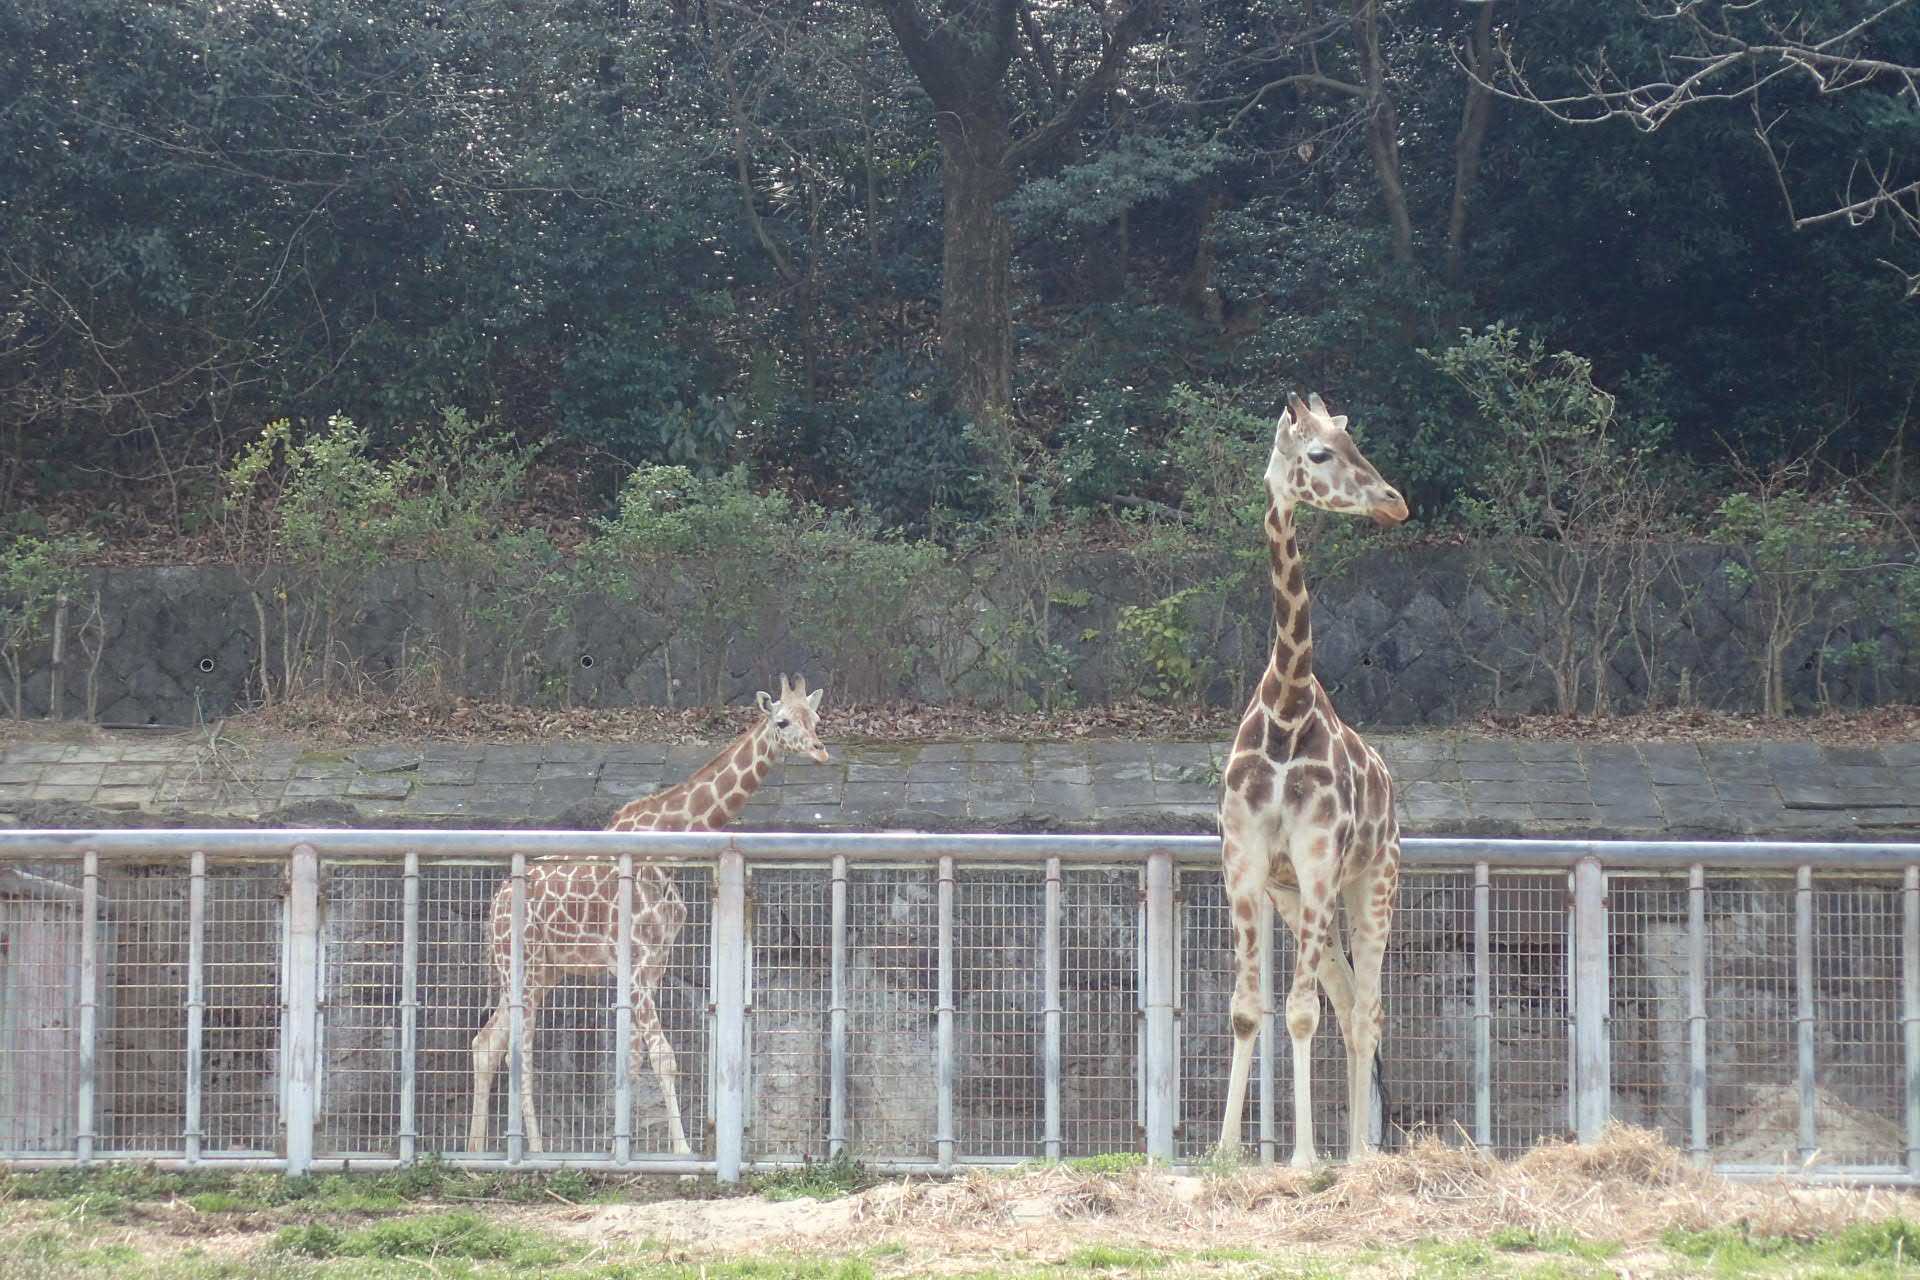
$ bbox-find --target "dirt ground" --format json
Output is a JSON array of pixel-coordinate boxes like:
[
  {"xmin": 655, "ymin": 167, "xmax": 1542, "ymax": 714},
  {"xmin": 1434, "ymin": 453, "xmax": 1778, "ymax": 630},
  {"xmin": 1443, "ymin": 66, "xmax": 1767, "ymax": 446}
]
[{"xmin": 10, "ymin": 1131, "xmax": 1920, "ymax": 1277}]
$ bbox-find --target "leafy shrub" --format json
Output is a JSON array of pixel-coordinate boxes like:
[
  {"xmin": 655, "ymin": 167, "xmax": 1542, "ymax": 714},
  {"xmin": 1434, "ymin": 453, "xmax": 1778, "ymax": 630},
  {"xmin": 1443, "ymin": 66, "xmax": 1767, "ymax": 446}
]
[
  {"xmin": 1708, "ymin": 472, "xmax": 1877, "ymax": 716},
  {"xmin": 1427, "ymin": 326, "xmax": 1689, "ymax": 714},
  {"xmin": 0, "ymin": 532, "xmax": 100, "ymax": 719}
]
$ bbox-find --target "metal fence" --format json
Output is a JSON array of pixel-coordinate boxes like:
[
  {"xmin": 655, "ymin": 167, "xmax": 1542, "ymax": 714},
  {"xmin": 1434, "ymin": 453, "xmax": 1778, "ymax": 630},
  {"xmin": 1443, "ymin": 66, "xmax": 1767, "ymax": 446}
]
[{"xmin": 0, "ymin": 829, "xmax": 1917, "ymax": 1182}]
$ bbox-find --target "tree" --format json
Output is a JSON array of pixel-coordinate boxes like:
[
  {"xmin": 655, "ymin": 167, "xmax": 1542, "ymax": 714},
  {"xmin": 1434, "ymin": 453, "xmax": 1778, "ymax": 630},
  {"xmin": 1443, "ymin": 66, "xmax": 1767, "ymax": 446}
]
[
  {"xmin": 877, "ymin": 0, "xmax": 1163, "ymax": 422},
  {"xmin": 1488, "ymin": 0, "xmax": 1920, "ymax": 292}
]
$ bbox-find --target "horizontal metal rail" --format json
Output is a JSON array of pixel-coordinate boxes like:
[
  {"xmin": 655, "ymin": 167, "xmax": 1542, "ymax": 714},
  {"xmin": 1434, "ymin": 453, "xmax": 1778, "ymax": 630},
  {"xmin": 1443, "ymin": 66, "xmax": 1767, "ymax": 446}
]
[{"xmin": 4, "ymin": 829, "xmax": 1920, "ymax": 869}]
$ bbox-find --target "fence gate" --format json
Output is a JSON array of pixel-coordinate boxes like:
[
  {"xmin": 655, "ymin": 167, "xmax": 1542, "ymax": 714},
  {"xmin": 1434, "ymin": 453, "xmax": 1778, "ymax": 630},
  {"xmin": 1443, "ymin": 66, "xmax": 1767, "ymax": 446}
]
[{"xmin": 0, "ymin": 829, "xmax": 1917, "ymax": 1183}]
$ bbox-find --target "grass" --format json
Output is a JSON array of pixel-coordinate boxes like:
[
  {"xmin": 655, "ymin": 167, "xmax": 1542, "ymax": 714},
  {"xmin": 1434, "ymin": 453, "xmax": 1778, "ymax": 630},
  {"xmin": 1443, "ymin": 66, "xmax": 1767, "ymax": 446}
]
[{"xmin": 6, "ymin": 1158, "xmax": 1920, "ymax": 1280}]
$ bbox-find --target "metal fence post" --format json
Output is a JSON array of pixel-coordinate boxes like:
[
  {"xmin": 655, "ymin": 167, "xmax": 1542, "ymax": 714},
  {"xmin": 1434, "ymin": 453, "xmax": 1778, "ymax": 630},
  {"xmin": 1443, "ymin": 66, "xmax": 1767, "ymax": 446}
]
[
  {"xmin": 283, "ymin": 843, "xmax": 322, "ymax": 1175},
  {"xmin": 1472, "ymin": 861, "xmax": 1492, "ymax": 1149},
  {"xmin": 1687, "ymin": 864, "xmax": 1708, "ymax": 1162},
  {"xmin": 710, "ymin": 847, "xmax": 749, "ymax": 1182},
  {"xmin": 184, "ymin": 851, "xmax": 207, "ymax": 1165},
  {"xmin": 1569, "ymin": 856, "xmax": 1610, "ymax": 1143},
  {"xmin": 935, "ymin": 855, "xmax": 957, "ymax": 1172},
  {"xmin": 1904, "ymin": 866, "xmax": 1920, "ymax": 1179},
  {"xmin": 1042, "ymin": 857, "xmax": 1062, "ymax": 1163},
  {"xmin": 1141, "ymin": 849, "xmax": 1176, "ymax": 1161},
  {"xmin": 75, "ymin": 851, "xmax": 99, "ymax": 1165},
  {"xmin": 1796, "ymin": 864, "xmax": 1818, "ymax": 1164},
  {"xmin": 505, "ymin": 853, "xmax": 528, "ymax": 1163},
  {"xmin": 398, "ymin": 852, "xmax": 420, "ymax": 1164},
  {"xmin": 829, "ymin": 855, "xmax": 850, "ymax": 1158},
  {"xmin": 612, "ymin": 853, "xmax": 635, "ymax": 1166}
]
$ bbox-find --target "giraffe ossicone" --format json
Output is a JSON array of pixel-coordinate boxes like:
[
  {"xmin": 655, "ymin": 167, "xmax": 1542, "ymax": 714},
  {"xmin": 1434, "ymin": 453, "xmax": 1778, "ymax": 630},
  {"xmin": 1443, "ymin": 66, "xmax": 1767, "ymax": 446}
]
[
  {"xmin": 1217, "ymin": 392, "xmax": 1407, "ymax": 1168},
  {"xmin": 468, "ymin": 673, "xmax": 829, "ymax": 1156}
]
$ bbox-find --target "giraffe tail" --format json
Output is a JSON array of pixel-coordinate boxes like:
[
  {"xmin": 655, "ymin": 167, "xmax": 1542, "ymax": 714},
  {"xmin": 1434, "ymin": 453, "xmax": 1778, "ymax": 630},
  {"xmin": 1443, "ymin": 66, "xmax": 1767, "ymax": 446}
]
[{"xmin": 1372, "ymin": 1045, "xmax": 1395, "ymax": 1151}]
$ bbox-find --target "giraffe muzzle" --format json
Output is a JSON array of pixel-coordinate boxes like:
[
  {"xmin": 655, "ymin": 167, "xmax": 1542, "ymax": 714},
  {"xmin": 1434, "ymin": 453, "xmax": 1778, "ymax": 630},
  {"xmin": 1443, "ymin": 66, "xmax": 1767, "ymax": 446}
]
[{"xmin": 1371, "ymin": 494, "xmax": 1410, "ymax": 527}]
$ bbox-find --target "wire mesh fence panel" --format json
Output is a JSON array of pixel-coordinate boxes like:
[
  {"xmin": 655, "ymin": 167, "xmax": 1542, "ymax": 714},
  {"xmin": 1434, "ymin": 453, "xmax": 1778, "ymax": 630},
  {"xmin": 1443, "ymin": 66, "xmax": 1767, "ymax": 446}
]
[
  {"xmin": 1810, "ymin": 875, "xmax": 1904, "ymax": 1167},
  {"xmin": 846, "ymin": 866, "xmax": 938, "ymax": 1161},
  {"xmin": 1061, "ymin": 868, "xmax": 1137, "ymax": 1156},
  {"xmin": 1487, "ymin": 871, "xmax": 1568, "ymax": 1156},
  {"xmin": 1177, "ymin": 868, "xmax": 1231, "ymax": 1160},
  {"xmin": 1703, "ymin": 875, "xmax": 1799, "ymax": 1165},
  {"xmin": 750, "ymin": 864, "xmax": 832, "ymax": 1162},
  {"xmin": 414, "ymin": 863, "xmax": 501, "ymax": 1155},
  {"xmin": 320, "ymin": 862, "xmax": 405, "ymax": 1157},
  {"xmin": 0, "ymin": 863, "xmax": 85, "ymax": 1154},
  {"xmin": 200, "ymin": 863, "xmax": 284, "ymax": 1154},
  {"xmin": 955, "ymin": 867, "xmax": 1047, "ymax": 1160},
  {"xmin": 1606, "ymin": 873, "xmax": 1693, "ymax": 1147},
  {"xmin": 96, "ymin": 861, "xmax": 188, "ymax": 1154},
  {"xmin": 1385, "ymin": 870, "xmax": 1476, "ymax": 1150}
]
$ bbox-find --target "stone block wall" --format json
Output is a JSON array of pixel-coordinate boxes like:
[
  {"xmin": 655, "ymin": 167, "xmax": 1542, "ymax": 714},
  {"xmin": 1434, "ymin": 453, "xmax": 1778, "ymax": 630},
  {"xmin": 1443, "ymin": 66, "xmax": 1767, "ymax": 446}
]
[{"xmin": 12, "ymin": 546, "xmax": 1917, "ymax": 727}]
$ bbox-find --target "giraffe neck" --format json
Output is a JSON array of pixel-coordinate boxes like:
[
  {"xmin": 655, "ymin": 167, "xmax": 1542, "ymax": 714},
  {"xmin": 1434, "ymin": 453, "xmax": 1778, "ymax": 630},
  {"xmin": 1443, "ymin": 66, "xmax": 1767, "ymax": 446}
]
[
  {"xmin": 1261, "ymin": 499, "xmax": 1316, "ymax": 722},
  {"xmin": 611, "ymin": 717, "xmax": 776, "ymax": 831}
]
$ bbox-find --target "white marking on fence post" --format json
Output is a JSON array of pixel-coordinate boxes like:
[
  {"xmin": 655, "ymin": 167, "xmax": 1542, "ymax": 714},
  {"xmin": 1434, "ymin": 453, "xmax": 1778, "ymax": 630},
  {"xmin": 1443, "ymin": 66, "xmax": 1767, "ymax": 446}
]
[
  {"xmin": 1796, "ymin": 864, "xmax": 1817, "ymax": 1163},
  {"xmin": 1687, "ymin": 864, "xmax": 1708, "ymax": 1162},
  {"xmin": 283, "ymin": 843, "xmax": 322, "ymax": 1176},
  {"xmin": 936, "ymin": 855, "xmax": 956, "ymax": 1172},
  {"xmin": 76, "ymin": 851, "xmax": 99, "ymax": 1164},
  {"xmin": 829, "ymin": 854, "xmax": 849, "ymax": 1158},
  {"xmin": 711, "ymin": 848, "xmax": 749, "ymax": 1182},
  {"xmin": 1472, "ymin": 861, "xmax": 1491, "ymax": 1149},
  {"xmin": 1042, "ymin": 857, "xmax": 1062, "ymax": 1163},
  {"xmin": 184, "ymin": 851, "xmax": 206, "ymax": 1165},
  {"xmin": 398, "ymin": 852, "xmax": 420, "ymax": 1164},
  {"xmin": 1142, "ymin": 849, "xmax": 1176, "ymax": 1161},
  {"xmin": 1570, "ymin": 856, "xmax": 1610, "ymax": 1143},
  {"xmin": 612, "ymin": 853, "xmax": 635, "ymax": 1165}
]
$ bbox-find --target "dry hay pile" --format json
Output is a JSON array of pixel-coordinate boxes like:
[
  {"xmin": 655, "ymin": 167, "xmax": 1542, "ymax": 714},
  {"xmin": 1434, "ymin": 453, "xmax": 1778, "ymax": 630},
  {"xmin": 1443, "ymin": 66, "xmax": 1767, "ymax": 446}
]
[{"xmin": 560, "ymin": 1127, "xmax": 1920, "ymax": 1262}]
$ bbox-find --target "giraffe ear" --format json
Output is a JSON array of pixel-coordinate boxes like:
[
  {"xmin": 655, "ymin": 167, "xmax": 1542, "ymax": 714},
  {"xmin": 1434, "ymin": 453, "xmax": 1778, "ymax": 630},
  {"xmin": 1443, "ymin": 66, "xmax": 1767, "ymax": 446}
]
[
  {"xmin": 1330, "ymin": 414, "xmax": 1349, "ymax": 431},
  {"xmin": 756, "ymin": 690, "xmax": 775, "ymax": 713},
  {"xmin": 806, "ymin": 687, "xmax": 823, "ymax": 712}
]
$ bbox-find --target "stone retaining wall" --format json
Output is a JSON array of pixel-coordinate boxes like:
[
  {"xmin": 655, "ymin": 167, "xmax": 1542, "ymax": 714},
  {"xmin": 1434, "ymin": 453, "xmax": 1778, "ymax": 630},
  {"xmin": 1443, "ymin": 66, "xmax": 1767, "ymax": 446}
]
[{"xmin": 12, "ymin": 545, "xmax": 1918, "ymax": 727}]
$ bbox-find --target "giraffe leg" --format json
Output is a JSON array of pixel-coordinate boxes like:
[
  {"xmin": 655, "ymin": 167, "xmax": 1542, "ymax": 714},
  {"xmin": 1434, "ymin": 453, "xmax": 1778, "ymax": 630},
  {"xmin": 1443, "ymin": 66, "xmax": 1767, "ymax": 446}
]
[
  {"xmin": 1218, "ymin": 900, "xmax": 1267, "ymax": 1155},
  {"xmin": 630, "ymin": 984, "xmax": 691, "ymax": 1155},
  {"xmin": 519, "ymin": 989, "xmax": 546, "ymax": 1153},
  {"xmin": 469, "ymin": 998, "xmax": 511, "ymax": 1152},
  {"xmin": 1282, "ymin": 872, "xmax": 1341, "ymax": 1169}
]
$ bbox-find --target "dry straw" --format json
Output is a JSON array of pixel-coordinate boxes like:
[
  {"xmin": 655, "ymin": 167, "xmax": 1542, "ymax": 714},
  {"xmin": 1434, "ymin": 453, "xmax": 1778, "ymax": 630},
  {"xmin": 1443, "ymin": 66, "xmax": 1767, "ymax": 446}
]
[{"xmin": 833, "ymin": 1126, "xmax": 1920, "ymax": 1254}]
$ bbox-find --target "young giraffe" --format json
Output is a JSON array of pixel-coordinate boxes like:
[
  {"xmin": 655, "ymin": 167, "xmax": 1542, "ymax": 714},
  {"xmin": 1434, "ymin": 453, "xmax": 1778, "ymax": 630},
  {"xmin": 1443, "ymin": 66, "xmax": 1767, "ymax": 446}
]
[
  {"xmin": 468, "ymin": 674, "xmax": 829, "ymax": 1155},
  {"xmin": 1217, "ymin": 392, "xmax": 1408, "ymax": 1168}
]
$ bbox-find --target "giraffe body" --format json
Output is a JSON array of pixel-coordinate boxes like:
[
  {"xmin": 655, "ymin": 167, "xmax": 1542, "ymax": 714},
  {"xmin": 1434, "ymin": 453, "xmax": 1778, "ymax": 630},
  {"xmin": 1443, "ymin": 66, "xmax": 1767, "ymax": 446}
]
[
  {"xmin": 469, "ymin": 675, "xmax": 828, "ymax": 1155},
  {"xmin": 1217, "ymin": 393, "xmax": 1407, "ymax": 1168}
]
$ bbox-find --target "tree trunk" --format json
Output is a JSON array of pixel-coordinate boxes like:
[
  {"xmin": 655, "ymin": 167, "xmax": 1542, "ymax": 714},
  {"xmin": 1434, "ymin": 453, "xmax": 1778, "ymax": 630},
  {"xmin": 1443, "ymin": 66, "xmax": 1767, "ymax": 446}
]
[
  {"xmin": 1353, "ymin": 0, "xmax": 1414, "ymax": 268},
  {"xmin": 934, "ymin": 106, "xmax": 1015, "ymax": 422}
]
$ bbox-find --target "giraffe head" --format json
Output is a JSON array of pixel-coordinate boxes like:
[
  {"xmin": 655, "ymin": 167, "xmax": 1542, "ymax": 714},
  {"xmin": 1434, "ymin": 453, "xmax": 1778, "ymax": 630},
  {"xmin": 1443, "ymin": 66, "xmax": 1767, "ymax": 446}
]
[
  {"xmin": 1265, "ymin": 392, "xmax": 1409, "ymax": 527},
  {"xmin": 755, "ymin": 673, "xmax": 830, "ymax": 763}
]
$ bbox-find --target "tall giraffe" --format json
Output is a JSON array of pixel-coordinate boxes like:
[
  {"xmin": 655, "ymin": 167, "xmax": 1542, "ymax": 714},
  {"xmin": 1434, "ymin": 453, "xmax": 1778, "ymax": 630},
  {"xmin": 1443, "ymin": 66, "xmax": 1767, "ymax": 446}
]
[
  {"xmin": 1217, "ymin": 392, "xmax": 1408, "ymax": 1168},
  {"xmin": 468, "ymin": 674, "xmax": 829, "ymax": 1155}
]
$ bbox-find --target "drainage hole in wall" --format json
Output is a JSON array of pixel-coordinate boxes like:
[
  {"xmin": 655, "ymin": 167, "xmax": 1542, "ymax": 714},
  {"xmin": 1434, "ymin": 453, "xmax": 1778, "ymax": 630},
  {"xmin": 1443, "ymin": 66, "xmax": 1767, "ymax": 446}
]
[
  {"xmin": 198, "ymin": 657, "xmax": 217, "ymax": 673},
  {"xmin": 579, "ymin": 654, "xmax": 595, "ymax": 669}
]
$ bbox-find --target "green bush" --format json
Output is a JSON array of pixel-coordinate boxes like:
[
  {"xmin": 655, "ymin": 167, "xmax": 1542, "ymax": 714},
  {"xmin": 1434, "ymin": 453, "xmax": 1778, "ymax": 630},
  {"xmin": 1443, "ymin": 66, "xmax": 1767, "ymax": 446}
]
[
  {"xmin": 1427, "ymin": 326, "xmax": 1689, "ymax": 715},
  {"xmin": 0, "ymin": 531, "xmax": 100, "ymax": 719}
]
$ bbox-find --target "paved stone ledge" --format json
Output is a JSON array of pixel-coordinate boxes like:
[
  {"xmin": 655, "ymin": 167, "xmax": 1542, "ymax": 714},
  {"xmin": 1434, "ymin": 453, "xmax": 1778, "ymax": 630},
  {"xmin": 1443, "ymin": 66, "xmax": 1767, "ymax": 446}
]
[{"xmin": 1, "ymin": 730, "xmax": 1916, "ymax": 840}]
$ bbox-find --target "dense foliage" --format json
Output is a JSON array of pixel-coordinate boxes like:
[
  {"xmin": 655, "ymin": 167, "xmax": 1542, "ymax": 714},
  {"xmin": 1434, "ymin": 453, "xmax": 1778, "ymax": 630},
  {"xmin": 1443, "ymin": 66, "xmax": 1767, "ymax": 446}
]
[{"xmin": 1, "ymin": 0, "xmax": 1916, "ymax": 532}]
